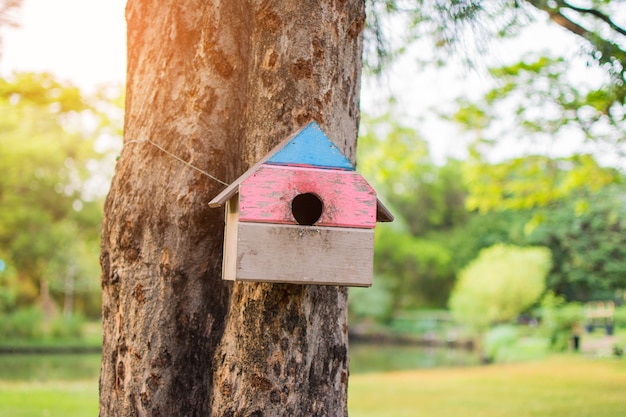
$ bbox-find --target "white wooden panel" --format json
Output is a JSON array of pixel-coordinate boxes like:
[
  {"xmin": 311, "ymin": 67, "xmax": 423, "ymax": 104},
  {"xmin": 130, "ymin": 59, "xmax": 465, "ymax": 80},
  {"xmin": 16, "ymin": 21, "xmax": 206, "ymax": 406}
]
[
  {"xmin": 234, "ymin": 223, "xmax": 373, "ymax": 287},
  {"xmin": 221, "ymin": 195, "xmax": 239, "ymax": 281}
]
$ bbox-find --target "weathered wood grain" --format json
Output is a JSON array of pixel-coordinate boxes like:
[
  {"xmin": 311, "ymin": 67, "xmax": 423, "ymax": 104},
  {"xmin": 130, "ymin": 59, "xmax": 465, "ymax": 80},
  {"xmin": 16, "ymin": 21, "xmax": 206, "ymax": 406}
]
[
  {"xmin": 222, "ymin": 194, "xmax": 239, "ymax": 281},
  {"xmin": 233, "ymin": 222, "xmax": 373, "ymax": 286},
  {"xmin": 239, "ymin": 164, "xmax": 377, "ymax": 228}
]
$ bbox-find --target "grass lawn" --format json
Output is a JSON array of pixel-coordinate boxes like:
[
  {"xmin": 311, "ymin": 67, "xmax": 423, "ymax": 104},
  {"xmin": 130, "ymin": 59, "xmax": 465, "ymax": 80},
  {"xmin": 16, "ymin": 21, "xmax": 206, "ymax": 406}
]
[
  {"xmin": 349, "ymin": 355, "xmax": 626, "ymax": 417},
  {"xmin": 0, "ymin": 380, "xmax": 98, "ymax": 417},
  {"xmin": 0, "ymin": 354, "xmax": 624, "ymax": 416}
]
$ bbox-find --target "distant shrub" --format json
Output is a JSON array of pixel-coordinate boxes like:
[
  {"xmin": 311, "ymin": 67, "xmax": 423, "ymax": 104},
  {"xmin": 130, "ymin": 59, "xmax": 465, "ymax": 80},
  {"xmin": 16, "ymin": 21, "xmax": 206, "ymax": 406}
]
[
  {"xmin": 49, "ymin": 313, "xmax": 85, "ymax": 339},
  {"xmin": 483, "ymin": 324, "xmax": 549, "ymax": 363},
  {"xmin": 614, "ymin": 306, "xmax": 626, "ymax": 329},
  {"xmin": 483, "ymin": 325, "xmax": 519, "ymax": 362},
  {"xmin": 0, "ymin": 307, "xmax": 43, "ymax": 339},
  {"xmin": 0, "ymin": 308, "xmax": 86, "ymax": 342},
  {"xmin": 0, "ymin": 257, "xmax": 18, "ymax": 313},
  {"xmin": 540, "ymin": 292, "xmax": 584, "ymax": 351},
  {"xmin": 449, "ymin": 244, "xmax": 551, "ymax": 332},
  {"xmin": 349, "ymin": 276, "xmax": 394, "ymax": 323}
]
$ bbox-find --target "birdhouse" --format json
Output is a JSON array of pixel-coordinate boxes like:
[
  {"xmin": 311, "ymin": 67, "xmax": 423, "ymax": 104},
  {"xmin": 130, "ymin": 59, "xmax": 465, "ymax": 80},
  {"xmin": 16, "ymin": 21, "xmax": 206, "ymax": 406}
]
[{"xmin": 209, "ymin": 122, "xmax": 393, "ymax": 287}]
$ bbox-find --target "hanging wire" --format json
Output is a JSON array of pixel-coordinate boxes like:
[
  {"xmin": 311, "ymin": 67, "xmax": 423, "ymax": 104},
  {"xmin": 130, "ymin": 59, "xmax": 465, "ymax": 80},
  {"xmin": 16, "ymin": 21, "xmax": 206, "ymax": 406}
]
[{"xmin": 125, "ymin": 139, "xmax": 230, "ymax": 186}]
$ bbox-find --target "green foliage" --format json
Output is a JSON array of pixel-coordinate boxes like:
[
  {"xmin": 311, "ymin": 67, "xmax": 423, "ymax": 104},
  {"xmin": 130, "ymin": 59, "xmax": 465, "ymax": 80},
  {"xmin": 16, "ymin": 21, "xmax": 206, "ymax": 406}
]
[
  {"xmin": 373, "ymin": 227, "xmax": 454, "ymax": 311},
  {"xmin": 539, "ymin": 292, "xmax": 584, "ymax": 351},
  {"xmin": 463, "ymin": 154, "xmax": 619, "ymax": 213},
  {"xmin": 449, "ymin": 244, "xmax": 551, "ymax": 332},
  {"xmin": 355, "ymin": 115, "xmax": 469, "ymax": 313},
  {"xmin": 614, "ymin": 305, "xmax": 626, "ymax": 329},
  {"xmin": 0, "ymin": 72, "xmax": 121, "ymax": 317},
  {"xmin": 48, "ymin": 313, "xmax": 85, "ymax": 339},
  {"xmin": 361, "ymin": 1, "xmax": 626, "ymax": 316},
  {"xmin": 357, "ymin": 117, "xmax": 624, "ymax": 319},
  {"xmin": 366, "ymin": 1, "xmax": 626, "ymax": 103},
  {"xmin": 482, "ymin": 324, "xmax": 548, "ymax": 363},
  {"xmin": 0, "ymin": 307, "xmax": 43, "ymax": 339},
  {"xmin": 359, "ymin": 114, "xmax": 468, "ymax": 235},
  {"xmin": 349, "ymin": 279, "xmax": 394, "ymax": 323},
  {"xmin": 493, "ymin": 53, "xmax": 625, "ymax": 141},
  {"xmin": 0, "ymin": 72, "xmax": 88, "ymax": 112},
  {"xmin": 450, "ymin": 53, "xmax": 624, "ymax": 212},
  {"xmin": 0, "ymin": 253, "xmax": 17, "ymax": 312},
  {"xmin": 483, "ymin": 325, "xmax": 519, "ymax": 361},
  {"xmin": 528, "ymin": 183, "xmax": 626, "ymax": 300},
  {"xmin": 0, "ymin": 308, "xmax": 86, "ymax": 342},
  {"xmin": 363, "ymin": 0, "xmax": 536, "ymax": 71},
  {"xmin": 524, "ymin": 0, "xmax": 626, "ymax": 97},
  {"xmin": 433, "ymin": 209, "xmax": 532, "ymax": 274}
]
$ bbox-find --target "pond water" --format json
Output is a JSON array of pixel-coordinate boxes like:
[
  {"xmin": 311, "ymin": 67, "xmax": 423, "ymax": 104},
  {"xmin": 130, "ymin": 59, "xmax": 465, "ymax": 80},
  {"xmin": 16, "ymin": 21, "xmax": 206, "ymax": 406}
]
[
  {"xmin": 0, "ymin": 343, "xmax": 479, "ymax": 382},
  {"xmin": 349, "ymin": 342, "xmax": 480, "ymax": 374},
  {"xmin": 0, "ymin": 353, "xmax": 101, "ymax": 381}
]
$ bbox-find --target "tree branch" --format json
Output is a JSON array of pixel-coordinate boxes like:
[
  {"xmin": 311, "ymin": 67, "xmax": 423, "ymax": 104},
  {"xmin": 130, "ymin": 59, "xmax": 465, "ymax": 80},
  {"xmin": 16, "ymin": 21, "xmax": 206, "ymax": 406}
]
[
  {"xmin": 527, "ymin": 0, "xmax": 626, "ymax": 42},
  {"xmin": 0, "ymin": 0, "xmax": 22, "ymax": 27},
  {"xmin": 562, "ymin": 0, "xmax": 626, "ymax": 37},
  {"xmin": 526, "ymin": 0, "xmax": 590, "ymax": 38}
]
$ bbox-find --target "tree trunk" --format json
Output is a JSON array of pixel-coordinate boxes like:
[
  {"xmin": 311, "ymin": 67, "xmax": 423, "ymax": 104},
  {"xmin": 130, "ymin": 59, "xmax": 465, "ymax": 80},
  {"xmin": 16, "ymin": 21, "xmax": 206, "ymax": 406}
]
[
  {"xmin": 63, "ymin": 263, "xmax": 75, "ymax": 318},
  {"xmin": 40, "ymin": 277, "xmax": 55, "ymax": 319},
  {"xmin": 100, "ymin": 1, "xmax": 365, "ymax": 416}
]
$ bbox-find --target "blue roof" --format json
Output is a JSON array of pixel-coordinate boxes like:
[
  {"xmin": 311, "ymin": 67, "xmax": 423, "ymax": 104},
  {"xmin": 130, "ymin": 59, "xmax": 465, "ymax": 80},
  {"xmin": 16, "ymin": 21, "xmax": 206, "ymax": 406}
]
[{"xmin": 266, "ymin": 122, "xmax": 355, "ymax": 170}]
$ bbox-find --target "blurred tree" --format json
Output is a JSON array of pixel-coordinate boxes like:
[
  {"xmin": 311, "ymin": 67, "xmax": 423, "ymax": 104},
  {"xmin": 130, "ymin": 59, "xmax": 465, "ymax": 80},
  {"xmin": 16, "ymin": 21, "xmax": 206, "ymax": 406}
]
[
  {"xmin": 524, "ymin": 0, "xmax": 625, "ymax": 98},
  {"xmin": 459, "ymin": 56, "xmax": 625, "ymax": 148},
  {"xmin": 539, "ymin": 291, "xmax": 584, "ymax": 351},
  {"xmin": 373, "ymin": 227, "xmax": 453, "ymax": 312},
  {"xmin": 528, "ymin": 183, "xmax": 626, "ymax": 301},
  {"xmin": 449, "ymin": 244, "xmax": 551, "ymax": 333},
  {"xmin": 0, "ymin": 249, "xmax": 17, "ymax": 312},
  {"xmin": 444, "ymin": 52, "xmax": 626, "ymax": 299},
  {"xmin": 434, "ymin": 208, "xmax": 532, "ymax": 273},
  {"xmin": 367, "ymin": 1, "xmax": 625, "ymax": 92},
  {"xmin": 359, "ymin": 113, "xmax": 468, "ymax": 235},
  {"xmin": 357, "ymin": 115, "xmax": 469, "ymax": 311},
  {"xmin": 357, "ymin": 116, "xmax": 540, "ymax": 312},
  {"xmin": 349, "ymin": 278, "xmax": 394, "ymax": 323},
  {"xmin": 368, "ymin": 2, "xmax": 624, "ymax": 211},
  {"xmin": 359, "ymin": 109, "xmax": 620, "ymax": 319},
  {"xmin": 446, "ymin": 53, "xmax": 623, "ymax": 211},
  {"xmin": 463, "ymin": 152, "xmax": 619, "ymax": 213},
  {"xmin": 0, "ymin": 72, "xmax": 118, "ymax": 317}
]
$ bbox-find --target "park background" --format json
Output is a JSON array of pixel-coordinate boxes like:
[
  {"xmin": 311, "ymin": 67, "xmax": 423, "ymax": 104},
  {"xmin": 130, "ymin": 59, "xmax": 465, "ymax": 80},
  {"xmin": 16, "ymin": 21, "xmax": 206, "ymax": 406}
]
[{"xmin": 1, "ymin": 0, "xmax": 626, "ymax": 416}]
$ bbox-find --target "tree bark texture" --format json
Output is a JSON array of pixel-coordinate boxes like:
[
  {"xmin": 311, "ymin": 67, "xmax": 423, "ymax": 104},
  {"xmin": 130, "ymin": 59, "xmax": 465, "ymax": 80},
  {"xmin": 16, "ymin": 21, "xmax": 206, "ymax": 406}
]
[{"xmin": 100, "ymin": 1, "xmax": 365, "ymax": 416}]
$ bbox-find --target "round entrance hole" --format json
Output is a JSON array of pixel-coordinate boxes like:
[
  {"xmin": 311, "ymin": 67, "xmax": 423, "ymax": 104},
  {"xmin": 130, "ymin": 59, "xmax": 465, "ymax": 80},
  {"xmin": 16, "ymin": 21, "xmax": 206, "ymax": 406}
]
[{"xmin": 291, "ymin": 193, "xmax": 323, "ymax": 226}]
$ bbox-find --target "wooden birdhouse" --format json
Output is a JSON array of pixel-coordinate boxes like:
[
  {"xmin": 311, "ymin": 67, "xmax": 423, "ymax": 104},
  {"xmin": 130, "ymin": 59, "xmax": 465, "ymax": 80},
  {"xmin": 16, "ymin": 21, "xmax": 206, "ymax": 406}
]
[{"xmin": 209, "ymin": 122, "xmax": 393, "ymax": 287}]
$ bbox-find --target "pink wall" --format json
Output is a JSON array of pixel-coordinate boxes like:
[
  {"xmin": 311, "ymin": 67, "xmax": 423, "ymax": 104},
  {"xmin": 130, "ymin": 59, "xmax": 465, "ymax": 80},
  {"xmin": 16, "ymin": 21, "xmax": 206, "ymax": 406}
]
[{"xmin": 239, "ymin": 165, "xmax": 377, "ymax": 228}]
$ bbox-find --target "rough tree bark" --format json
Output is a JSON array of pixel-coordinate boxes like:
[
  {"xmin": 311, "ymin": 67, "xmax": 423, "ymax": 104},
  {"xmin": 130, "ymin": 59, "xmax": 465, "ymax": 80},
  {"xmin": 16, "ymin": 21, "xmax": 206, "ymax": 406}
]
[{"xmin": 100, "ymin": 1, "xmax": 365, "ymax": 416}]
